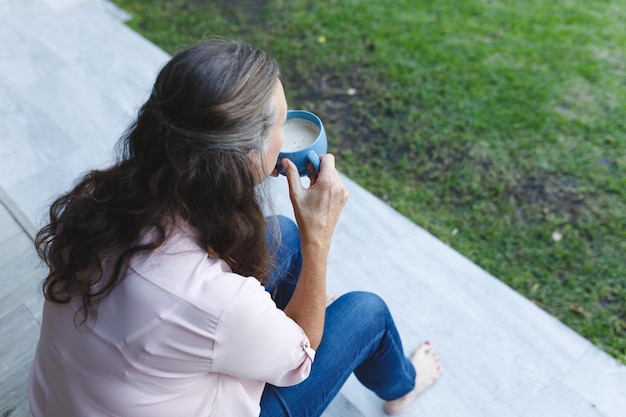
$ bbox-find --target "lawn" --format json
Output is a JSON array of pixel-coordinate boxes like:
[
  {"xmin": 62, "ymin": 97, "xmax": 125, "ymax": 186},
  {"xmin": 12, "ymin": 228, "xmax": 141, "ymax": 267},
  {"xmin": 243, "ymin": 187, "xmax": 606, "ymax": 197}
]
[{"xmin": 111, "ymin": 0, "xmax": 626, "ymax": 363}]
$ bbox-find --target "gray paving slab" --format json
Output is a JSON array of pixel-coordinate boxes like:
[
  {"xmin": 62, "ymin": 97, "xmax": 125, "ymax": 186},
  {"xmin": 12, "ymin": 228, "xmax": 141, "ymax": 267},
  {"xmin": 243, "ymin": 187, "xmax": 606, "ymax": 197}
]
[
  {"xmin": 563, "ymin": 347, "xmax": 626, "ymax": 417},
  {"xmin": 0, "ymin": 0, "xmax": 624, "ymax": 416},
  {"xmin": 520, "ymin": 381, "xmax": 608, "ymax": 417},
  {"xmin": 0, "ymin": 0, "xmax": 169, "ymax": 226},
  {"xmin": 0, "ymin": 201, "xmax": 42, "ymax": 417}
]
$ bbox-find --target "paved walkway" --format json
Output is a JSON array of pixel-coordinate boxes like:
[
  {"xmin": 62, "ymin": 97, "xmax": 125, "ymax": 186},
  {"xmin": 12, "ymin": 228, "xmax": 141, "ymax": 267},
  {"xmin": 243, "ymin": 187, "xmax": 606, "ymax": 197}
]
[{"xmin": 1, "ymin": 1, "xmax": 625, "ymax": 416}]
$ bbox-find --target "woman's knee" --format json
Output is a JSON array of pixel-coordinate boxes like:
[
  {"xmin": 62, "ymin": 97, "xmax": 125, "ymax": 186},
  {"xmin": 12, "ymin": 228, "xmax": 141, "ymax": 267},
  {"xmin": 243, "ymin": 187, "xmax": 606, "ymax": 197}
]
[
  {"xmin": 333, "ymin": 291, "xmax": 390, "ymax": 322},
  {"xmin": 322, "ymin": 292, "xmax": 395, "ymax": 359}
]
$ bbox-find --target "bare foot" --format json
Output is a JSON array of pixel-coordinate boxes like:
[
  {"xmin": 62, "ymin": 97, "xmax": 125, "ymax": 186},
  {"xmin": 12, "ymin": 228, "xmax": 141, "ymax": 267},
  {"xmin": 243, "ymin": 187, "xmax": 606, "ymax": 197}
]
[{"xmin": 383, "ymin": 342, "xmax": 444, "ymax": 415}]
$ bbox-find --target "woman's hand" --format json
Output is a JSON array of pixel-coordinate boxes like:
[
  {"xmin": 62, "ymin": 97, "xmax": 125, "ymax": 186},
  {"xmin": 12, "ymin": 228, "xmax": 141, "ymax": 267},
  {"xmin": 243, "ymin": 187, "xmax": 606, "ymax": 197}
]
[{"xmin": 281, "ymin": 155, "xmax": 349, "ymax": 249}]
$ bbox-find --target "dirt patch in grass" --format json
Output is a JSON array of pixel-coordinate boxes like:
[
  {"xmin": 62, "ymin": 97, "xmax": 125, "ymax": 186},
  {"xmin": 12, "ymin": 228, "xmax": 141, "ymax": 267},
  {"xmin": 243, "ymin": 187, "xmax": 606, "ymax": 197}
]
[{"xmin": 510, "ymin": 175, "xmax": 588, "ymax": 223}]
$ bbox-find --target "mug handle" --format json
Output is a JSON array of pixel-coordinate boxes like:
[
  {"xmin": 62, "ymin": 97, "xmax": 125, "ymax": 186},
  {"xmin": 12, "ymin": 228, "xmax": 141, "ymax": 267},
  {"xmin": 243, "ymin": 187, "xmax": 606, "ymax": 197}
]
[{"xmin": 306, "ymin": 150, "xmax": 321, "ymax": 173}]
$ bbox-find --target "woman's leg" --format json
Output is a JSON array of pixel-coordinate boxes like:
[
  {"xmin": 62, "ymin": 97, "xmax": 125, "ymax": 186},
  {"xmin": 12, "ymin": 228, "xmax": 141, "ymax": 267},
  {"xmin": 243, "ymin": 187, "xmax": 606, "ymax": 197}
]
[
  {"xmin": 260, "ymin": 292, "xmax": 417, "ymax": 417},
  {"xmin": 265, "ymin": 215, "xmax": 302, "ymax": 310}
]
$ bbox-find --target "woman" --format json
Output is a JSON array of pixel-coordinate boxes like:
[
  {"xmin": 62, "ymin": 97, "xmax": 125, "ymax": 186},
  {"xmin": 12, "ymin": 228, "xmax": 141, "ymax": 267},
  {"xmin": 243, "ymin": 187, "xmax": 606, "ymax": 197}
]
[{"xmin": 29, "ymin": 39, "xmax": 442, "ymax": 417}]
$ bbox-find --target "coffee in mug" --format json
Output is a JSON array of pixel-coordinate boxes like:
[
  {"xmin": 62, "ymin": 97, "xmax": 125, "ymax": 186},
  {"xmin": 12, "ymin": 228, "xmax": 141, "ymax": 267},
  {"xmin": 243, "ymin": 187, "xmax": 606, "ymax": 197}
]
[
  {"xmin": 281, "ymin": 119, "xmax": 320, "ymax": 152},
  {"xmin": 276, "ymin": 110, "xmax": 327, "ymax": 177}
]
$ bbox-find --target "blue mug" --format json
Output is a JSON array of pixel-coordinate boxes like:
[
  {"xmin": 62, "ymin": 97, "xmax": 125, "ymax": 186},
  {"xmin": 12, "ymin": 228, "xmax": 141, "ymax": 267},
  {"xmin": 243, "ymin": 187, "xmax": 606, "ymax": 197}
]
[{"xmin": 276, "ymin": 110, "xmax": 327, "ymax": 176}]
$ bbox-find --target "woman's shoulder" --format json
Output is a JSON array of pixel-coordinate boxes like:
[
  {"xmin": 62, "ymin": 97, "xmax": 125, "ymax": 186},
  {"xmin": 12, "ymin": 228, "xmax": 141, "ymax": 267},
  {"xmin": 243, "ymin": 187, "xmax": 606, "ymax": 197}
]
[{"xmin": 127, "ymin": 225, "xmax": 255, "ymax": 312}]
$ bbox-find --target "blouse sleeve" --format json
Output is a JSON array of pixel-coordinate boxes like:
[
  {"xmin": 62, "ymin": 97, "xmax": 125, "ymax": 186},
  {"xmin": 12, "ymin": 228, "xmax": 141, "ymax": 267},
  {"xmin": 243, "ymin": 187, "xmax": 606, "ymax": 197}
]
[{"xmin": 210, "ymin": 277, "xmax": 315, "ymax": 386}]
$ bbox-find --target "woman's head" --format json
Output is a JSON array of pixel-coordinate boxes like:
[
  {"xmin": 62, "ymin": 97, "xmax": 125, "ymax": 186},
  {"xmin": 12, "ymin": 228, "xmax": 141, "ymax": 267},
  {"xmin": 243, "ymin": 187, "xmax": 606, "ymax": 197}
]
[
  {"xmin": 37, "ymin": 40, "xmax": 284, "ymax": 321},
  {"xmin": 133, "ymin": 39, "xmax": 283, "ymax": 183},
  {"xmin": 160, "ymin": 40, "xmax": 281, "ymax": 148},
  {"xmin": 120, "ymin": 39, "xmax": 284, "ymax": 225}
]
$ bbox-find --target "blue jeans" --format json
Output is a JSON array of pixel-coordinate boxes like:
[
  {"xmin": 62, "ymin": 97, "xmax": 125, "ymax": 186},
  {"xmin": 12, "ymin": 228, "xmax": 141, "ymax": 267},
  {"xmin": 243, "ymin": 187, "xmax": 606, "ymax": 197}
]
[{"xmin": 262, "ymin": 216, "xmax": 416, "ymax": 417}]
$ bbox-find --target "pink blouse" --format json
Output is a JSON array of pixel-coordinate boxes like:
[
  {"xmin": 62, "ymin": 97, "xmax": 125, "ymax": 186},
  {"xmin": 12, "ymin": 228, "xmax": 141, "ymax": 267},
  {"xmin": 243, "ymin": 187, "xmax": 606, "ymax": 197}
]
[{"xmin": 28, "ymin": 226, "xmax": 315, "ymax": 417}]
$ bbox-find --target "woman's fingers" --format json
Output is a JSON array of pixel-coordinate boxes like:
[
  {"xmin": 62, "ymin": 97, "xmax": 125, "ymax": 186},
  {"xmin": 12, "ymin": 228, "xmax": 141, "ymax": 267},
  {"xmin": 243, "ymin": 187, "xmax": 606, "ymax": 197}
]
[
  {"xmin": 307, "ymin": 161, "xmax": 319, "ymax": 185},
  {"xmin": 282, "ymin": 158, "xmax": 304, "ymax": 198},
  {"xmin": 283, "ymin": 154, "xmax": 348, "ymax": 247}
]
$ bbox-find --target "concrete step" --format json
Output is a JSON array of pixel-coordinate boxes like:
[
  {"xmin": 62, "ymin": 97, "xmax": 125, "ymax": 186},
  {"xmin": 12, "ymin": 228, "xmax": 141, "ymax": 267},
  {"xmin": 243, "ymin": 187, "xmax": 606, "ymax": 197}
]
[{"xmin": 0, "ymin": 0, "xmax": 169, "ymax": 225}]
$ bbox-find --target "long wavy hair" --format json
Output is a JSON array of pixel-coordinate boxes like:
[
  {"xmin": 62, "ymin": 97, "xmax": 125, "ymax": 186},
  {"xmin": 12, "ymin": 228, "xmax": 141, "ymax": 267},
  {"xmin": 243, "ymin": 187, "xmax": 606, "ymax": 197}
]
[{"xmin": 36, "ymin": 40, "xmax": 281, "ymax": 322}]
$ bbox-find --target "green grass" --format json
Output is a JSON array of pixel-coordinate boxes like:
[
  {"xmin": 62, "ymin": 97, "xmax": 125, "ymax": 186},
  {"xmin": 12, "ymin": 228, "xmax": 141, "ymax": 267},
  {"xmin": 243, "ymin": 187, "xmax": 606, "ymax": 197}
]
[{"xmin": 112, "ymin": 0, "xmax": 626, "ymax": 363}]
